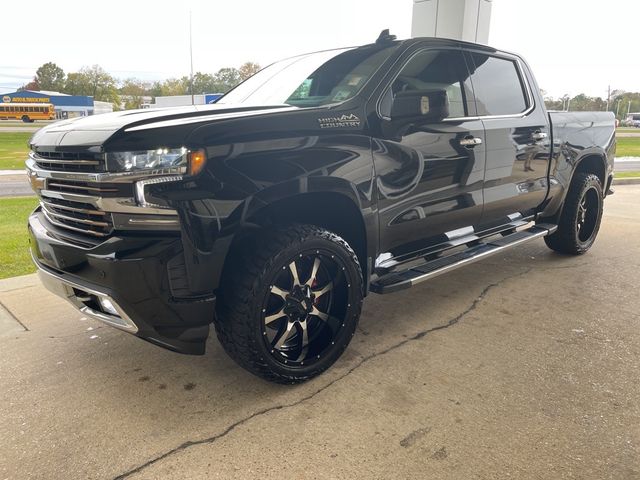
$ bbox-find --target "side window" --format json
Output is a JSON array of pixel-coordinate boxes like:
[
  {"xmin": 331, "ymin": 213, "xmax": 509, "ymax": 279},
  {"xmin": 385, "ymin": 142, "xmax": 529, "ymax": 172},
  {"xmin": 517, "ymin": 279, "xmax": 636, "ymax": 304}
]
[
  {"xmin": 468, "ymin": 53, "xmax": 528, "ymax": 116},
  {"xmin": 288, "ymin": 78, "xmax": 313, "ymax": 101},
  {"xmin": 384, "ymin": 49, "xmax": 472, "ymax": 119}
]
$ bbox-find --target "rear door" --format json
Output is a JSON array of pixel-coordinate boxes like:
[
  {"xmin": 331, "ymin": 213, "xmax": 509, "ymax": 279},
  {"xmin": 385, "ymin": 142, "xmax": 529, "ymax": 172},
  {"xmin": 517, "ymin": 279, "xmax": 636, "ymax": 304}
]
[{"xmin": 465, "ymin": 50, "xmax": 551, "ymax": 228}]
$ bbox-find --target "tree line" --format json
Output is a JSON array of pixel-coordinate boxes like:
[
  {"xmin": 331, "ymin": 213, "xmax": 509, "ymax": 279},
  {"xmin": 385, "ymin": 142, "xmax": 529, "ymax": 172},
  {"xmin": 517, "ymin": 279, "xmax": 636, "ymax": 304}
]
[
  {"xmin": 20, "ymin": 62, "xmax": 640, "ymax": 118},
  {"xmin": 542, "ymin": 89, "xmax": 640, "ymax": 120},
  {"xmin": 19, "ymin": 61, "xmax": 261, "ymax": 110}
]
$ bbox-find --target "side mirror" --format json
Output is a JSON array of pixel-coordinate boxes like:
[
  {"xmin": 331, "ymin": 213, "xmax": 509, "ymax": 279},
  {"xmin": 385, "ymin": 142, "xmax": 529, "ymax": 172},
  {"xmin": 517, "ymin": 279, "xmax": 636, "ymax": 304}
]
[{"xmin": 390, "ymin": 89, "xmax": 449, "ymax": 122}]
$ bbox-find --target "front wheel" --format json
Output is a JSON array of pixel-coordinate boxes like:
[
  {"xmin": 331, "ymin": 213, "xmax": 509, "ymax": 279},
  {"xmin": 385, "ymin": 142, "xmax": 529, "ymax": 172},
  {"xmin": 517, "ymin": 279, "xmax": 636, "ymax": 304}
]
[
  {"xmin": 544, "ymin": 172, "xmax": 603, "ymax": 255},
  {"xmin": 215, "ymin": 224, "xmax": 364, "ymax": 383},
  {"xmin": 21, "ymin": 115, "xmax": 31, "ymax": 123}
]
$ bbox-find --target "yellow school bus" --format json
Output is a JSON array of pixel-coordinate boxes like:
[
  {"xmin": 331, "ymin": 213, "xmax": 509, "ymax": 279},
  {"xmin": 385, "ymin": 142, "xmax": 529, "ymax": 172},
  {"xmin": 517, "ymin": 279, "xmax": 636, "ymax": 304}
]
[{"xmin": 0, "ymin": 103, "xmax": 55, "ymax": 122}]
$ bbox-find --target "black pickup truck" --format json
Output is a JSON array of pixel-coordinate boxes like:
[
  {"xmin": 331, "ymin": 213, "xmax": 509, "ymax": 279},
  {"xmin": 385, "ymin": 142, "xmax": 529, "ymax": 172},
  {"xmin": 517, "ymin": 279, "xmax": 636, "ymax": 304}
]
[{"xmin": 27, "ymin": 32, "xmax": 616, "ymax": 383}]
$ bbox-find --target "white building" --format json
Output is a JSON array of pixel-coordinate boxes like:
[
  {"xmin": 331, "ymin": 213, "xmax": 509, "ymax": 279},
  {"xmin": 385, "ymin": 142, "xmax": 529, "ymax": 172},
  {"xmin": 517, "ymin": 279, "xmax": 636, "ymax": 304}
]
[
  {"xmin": 412, "ymin": 0, "xmax": 492, "ymax": 43},
  {"xmin": 94, "ymin": 100, "xmax": 114, "ymax": 115},
  {"xmin": 148, "ymin": 93, "xmax": 224, "ymax": 109}
]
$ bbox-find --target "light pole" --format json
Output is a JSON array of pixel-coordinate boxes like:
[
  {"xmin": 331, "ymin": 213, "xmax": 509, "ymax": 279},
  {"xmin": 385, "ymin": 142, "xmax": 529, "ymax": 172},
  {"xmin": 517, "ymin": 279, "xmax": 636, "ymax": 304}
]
[{"xmin": 189, "ymin": 10, "xmax": 194, "ymax": 106}]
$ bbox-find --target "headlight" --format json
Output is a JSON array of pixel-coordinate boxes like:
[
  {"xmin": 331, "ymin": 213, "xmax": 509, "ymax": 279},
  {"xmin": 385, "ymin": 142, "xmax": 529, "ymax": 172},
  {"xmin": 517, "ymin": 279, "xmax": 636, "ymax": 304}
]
[{"xmin": 106, "ymin": 148, "xmax": 206, "ymax": 175}]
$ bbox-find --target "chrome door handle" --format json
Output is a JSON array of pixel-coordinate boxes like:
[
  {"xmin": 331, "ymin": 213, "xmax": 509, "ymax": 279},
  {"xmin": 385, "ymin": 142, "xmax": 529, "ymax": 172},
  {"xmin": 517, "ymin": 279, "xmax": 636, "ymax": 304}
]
[
  {"xmin": 459, "ymin": 137, "xmax": 483, "ymax": 147},
  {"xmin": 532, "ymin": 131, "xmax": 548, "ymax": 141}
]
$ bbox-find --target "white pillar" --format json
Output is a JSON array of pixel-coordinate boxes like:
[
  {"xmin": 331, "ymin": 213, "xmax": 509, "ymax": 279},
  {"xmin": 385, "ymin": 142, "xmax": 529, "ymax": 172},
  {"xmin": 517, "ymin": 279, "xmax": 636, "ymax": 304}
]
[{"xmin": 411, "ymin": 0, "xmax": 492, "ymax": 44}]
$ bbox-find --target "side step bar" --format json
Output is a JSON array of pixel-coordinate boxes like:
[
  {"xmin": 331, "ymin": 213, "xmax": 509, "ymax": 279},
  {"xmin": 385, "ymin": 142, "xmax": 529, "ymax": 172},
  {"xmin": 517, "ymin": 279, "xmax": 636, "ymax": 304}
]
[{"xmin": 370, "ymin": 223, "xmax": 557, "ymax": 294}]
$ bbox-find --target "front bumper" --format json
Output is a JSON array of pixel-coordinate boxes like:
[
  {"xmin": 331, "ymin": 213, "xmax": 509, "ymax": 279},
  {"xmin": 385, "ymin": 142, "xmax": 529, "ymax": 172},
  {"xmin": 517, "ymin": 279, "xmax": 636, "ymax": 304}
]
[
  {"xmin": 29, "ymin": 209, "xmax": 215, "ymax": 354},
  {"xmin": 37, "ymin": 262, "xmax": 139, "ymax": 333}
]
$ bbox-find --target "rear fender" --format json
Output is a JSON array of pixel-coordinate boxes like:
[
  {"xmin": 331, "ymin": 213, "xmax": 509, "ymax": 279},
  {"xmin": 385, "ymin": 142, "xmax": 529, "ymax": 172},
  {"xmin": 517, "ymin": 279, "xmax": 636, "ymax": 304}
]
[{"xmin": 538, "ymin": 148, "xmax": 609, "ymax": 220}]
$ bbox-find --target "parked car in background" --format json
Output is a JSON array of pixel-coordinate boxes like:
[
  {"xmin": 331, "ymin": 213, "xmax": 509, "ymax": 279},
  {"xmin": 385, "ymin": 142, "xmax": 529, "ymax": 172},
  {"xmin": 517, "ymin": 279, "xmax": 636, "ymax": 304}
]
[{"xmin": 624, "ymin": 113, "xmax": 640, "ymax": 127}]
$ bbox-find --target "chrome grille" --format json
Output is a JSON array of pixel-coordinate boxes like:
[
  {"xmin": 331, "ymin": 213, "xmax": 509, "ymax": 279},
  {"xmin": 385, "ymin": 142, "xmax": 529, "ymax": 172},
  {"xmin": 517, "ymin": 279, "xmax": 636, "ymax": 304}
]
[
  {"xmin": 46, "ymin": 181, "xmax": 120, "ymax": 196},
  {"xmin": 27, "ymin": 154, "xmax": 181, "ymax": 243},
  {"xmin": 33, "ymin": 150, "xmax": 104, "ymax": 173},
  {"xmin": 40, "ymin": 194, "xmax": 114, "ymax": 237}
]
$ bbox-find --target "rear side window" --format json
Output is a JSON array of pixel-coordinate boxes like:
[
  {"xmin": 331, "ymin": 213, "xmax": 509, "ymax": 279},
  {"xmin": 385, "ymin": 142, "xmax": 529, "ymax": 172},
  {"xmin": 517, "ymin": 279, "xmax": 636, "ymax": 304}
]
[{"xmin": 468, "ymin": 53, "xmax": 528, "ymax": 116}]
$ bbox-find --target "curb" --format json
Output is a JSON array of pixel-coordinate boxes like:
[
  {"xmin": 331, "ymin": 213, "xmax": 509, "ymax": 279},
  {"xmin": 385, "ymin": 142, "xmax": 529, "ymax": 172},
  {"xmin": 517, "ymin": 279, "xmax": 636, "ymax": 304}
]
[
  {"xmin": 0, "ymin": 273, "xmax": 39, "ymax": 293},
  {"xmin": 613, "ymin": 177, "xmax": 640, "ymax": 186}
]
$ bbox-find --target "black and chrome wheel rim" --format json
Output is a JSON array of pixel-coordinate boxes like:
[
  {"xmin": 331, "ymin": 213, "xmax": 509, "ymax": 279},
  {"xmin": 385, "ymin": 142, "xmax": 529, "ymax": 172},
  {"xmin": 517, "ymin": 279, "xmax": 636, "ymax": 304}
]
[
  {"xmin": 576, "ymin": 187, "xmax": 599, "ymax": 243},
  {"xmin": 261, "ymin": 250, "xmax": 351, "ymax": 366}
]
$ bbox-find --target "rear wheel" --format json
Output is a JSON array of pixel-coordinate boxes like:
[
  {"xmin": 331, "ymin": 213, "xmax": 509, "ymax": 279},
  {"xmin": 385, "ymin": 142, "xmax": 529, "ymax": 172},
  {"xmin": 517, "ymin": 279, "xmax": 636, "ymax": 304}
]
[
  {"xmin": 215, "ymin": 224, "xmax": 363, "ymax": 383},
  {"xmin": 544, "ymin": 172, "xmax": 603, "ymax": 255}
]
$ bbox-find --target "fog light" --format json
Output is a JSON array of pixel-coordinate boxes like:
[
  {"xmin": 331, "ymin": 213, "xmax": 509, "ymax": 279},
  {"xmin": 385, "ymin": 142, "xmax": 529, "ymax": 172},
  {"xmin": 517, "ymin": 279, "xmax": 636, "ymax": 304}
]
[{"xmin": 99, "ymin": 297, "xmax": 120, "ymax": 316}]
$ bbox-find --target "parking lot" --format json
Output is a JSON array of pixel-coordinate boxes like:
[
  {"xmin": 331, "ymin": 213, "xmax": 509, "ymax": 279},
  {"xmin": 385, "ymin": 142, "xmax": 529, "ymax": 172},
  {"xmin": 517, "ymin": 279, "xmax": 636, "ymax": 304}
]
[{"xmin": 1, "ymin": 185, "xmax": 639, "ymax": 480}]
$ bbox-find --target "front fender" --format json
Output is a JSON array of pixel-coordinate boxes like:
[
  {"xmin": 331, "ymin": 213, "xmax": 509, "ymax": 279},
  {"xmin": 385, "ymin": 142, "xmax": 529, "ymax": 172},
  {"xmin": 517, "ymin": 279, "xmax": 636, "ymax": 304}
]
[{"xmin": 157, "ymin": 133, "xmax": 377, "ymax": 294}]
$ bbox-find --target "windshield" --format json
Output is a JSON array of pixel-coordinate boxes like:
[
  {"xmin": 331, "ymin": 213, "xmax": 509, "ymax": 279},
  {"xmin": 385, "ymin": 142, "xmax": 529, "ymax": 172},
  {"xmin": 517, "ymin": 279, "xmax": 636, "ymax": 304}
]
[{"xmin": 218, "ymin": 45, "xmax": 396, "ymax": 107}]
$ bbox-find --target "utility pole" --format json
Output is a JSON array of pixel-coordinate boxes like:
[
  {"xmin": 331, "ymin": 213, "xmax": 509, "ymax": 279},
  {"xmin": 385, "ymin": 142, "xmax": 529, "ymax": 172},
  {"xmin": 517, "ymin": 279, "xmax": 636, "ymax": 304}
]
[
  {"xmin": 616, "ymin": 100, "xmax": 621, "ymax": 118},
  {"xmin": 628, "ymin": 100, "xmax": 632, "ymax": 119},
  {"xmin": 189, "ymin": 10, "xmax": 194, "ymax": 106},
  {"xmin": 606, "ymin": 85, "xmax": 610, "ymax": 111}
]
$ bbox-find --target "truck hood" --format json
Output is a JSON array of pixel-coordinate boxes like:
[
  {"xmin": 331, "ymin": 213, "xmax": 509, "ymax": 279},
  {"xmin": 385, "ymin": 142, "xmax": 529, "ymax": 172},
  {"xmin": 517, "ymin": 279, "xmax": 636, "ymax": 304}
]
[{"xmin": 30, "ymin": 104, "xmax": 298, "ymax": 149}]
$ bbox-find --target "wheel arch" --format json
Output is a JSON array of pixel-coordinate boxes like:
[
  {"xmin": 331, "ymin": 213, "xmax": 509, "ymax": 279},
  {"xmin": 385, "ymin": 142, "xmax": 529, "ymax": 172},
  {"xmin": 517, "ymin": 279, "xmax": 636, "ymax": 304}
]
[
  {"xmin": 219, "ymin": 186, "xmax": 373, "ymax": 295},
  {"xmin": 573, "ymin": 152, "xmax": 607, "ymax": 189},
  {"xmin": 539, "ymin": 150, "xmax": 608, "ymax": 223}
]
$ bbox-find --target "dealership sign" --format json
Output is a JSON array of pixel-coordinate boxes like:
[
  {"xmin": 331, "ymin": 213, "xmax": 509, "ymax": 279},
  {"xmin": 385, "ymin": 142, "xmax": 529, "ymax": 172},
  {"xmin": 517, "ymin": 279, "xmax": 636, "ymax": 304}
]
[
  {"xmin": 2, "ymin": 96, "xmax": 51, "ymax": 103},
  {"xmin": 2, "ymin": 91, "xmax": 93, "ymax": 107},
  {"xmin": 205, "ymin": 94, "xmax": 223, "ymax": 104}
]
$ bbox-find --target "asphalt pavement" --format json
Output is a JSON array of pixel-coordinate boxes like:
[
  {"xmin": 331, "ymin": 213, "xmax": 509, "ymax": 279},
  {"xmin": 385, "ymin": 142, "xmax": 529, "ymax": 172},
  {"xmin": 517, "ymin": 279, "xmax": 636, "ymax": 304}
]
[
  {"xmin": 0, "ymin": 173, "xmax": 30, "ymax": 197},
  {"xmin": 1, "ymin": 185, "xmax": 639, "ymax": 480},
  {"xmin": 0, "ymin": 127, "xmax": 40, "ymax": 133},
  {"xmin": 616, "ymin": 157, "xmax": 640, "ymax": 172},
  {"xmin": 0, "ymin": 120, "xmax": 53, "ymax": 133}
]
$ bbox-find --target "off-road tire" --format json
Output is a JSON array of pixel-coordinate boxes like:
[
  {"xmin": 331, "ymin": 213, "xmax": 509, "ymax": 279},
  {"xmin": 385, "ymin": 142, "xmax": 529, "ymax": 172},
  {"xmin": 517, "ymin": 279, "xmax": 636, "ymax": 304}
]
[
  {"xmin": 214, "ymin": 224, "xmax": 364, "ymax": 384},
  {"xmin": 544, "ymin": 172, "xmax": 603, "ymax": 255}
]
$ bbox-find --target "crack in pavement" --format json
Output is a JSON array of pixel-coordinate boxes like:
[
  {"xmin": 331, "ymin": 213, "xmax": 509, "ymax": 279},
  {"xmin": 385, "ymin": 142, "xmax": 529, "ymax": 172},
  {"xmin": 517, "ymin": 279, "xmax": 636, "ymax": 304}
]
[
  {"xmin": 0, "ymin": 299, "xmax": 29, "ymax": 332},
  {"xmin": 112, "ymin": 267, "xmax": 533, "ymax": 479}
]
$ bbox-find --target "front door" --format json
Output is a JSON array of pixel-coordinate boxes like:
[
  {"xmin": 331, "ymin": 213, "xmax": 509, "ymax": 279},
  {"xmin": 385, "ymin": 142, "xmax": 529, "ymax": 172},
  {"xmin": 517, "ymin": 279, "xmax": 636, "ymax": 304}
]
[{"xmin": 373, "ymin": 47, "xmax": 485, "ymax": 265}]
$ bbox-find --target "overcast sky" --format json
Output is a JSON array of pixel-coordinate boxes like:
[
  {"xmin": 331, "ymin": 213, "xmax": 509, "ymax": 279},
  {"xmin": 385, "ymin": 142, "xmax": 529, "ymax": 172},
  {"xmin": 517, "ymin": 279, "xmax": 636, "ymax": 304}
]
[{"xmin": 1, "ymin": 0, "xmax": 637, "ymax": 99}]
